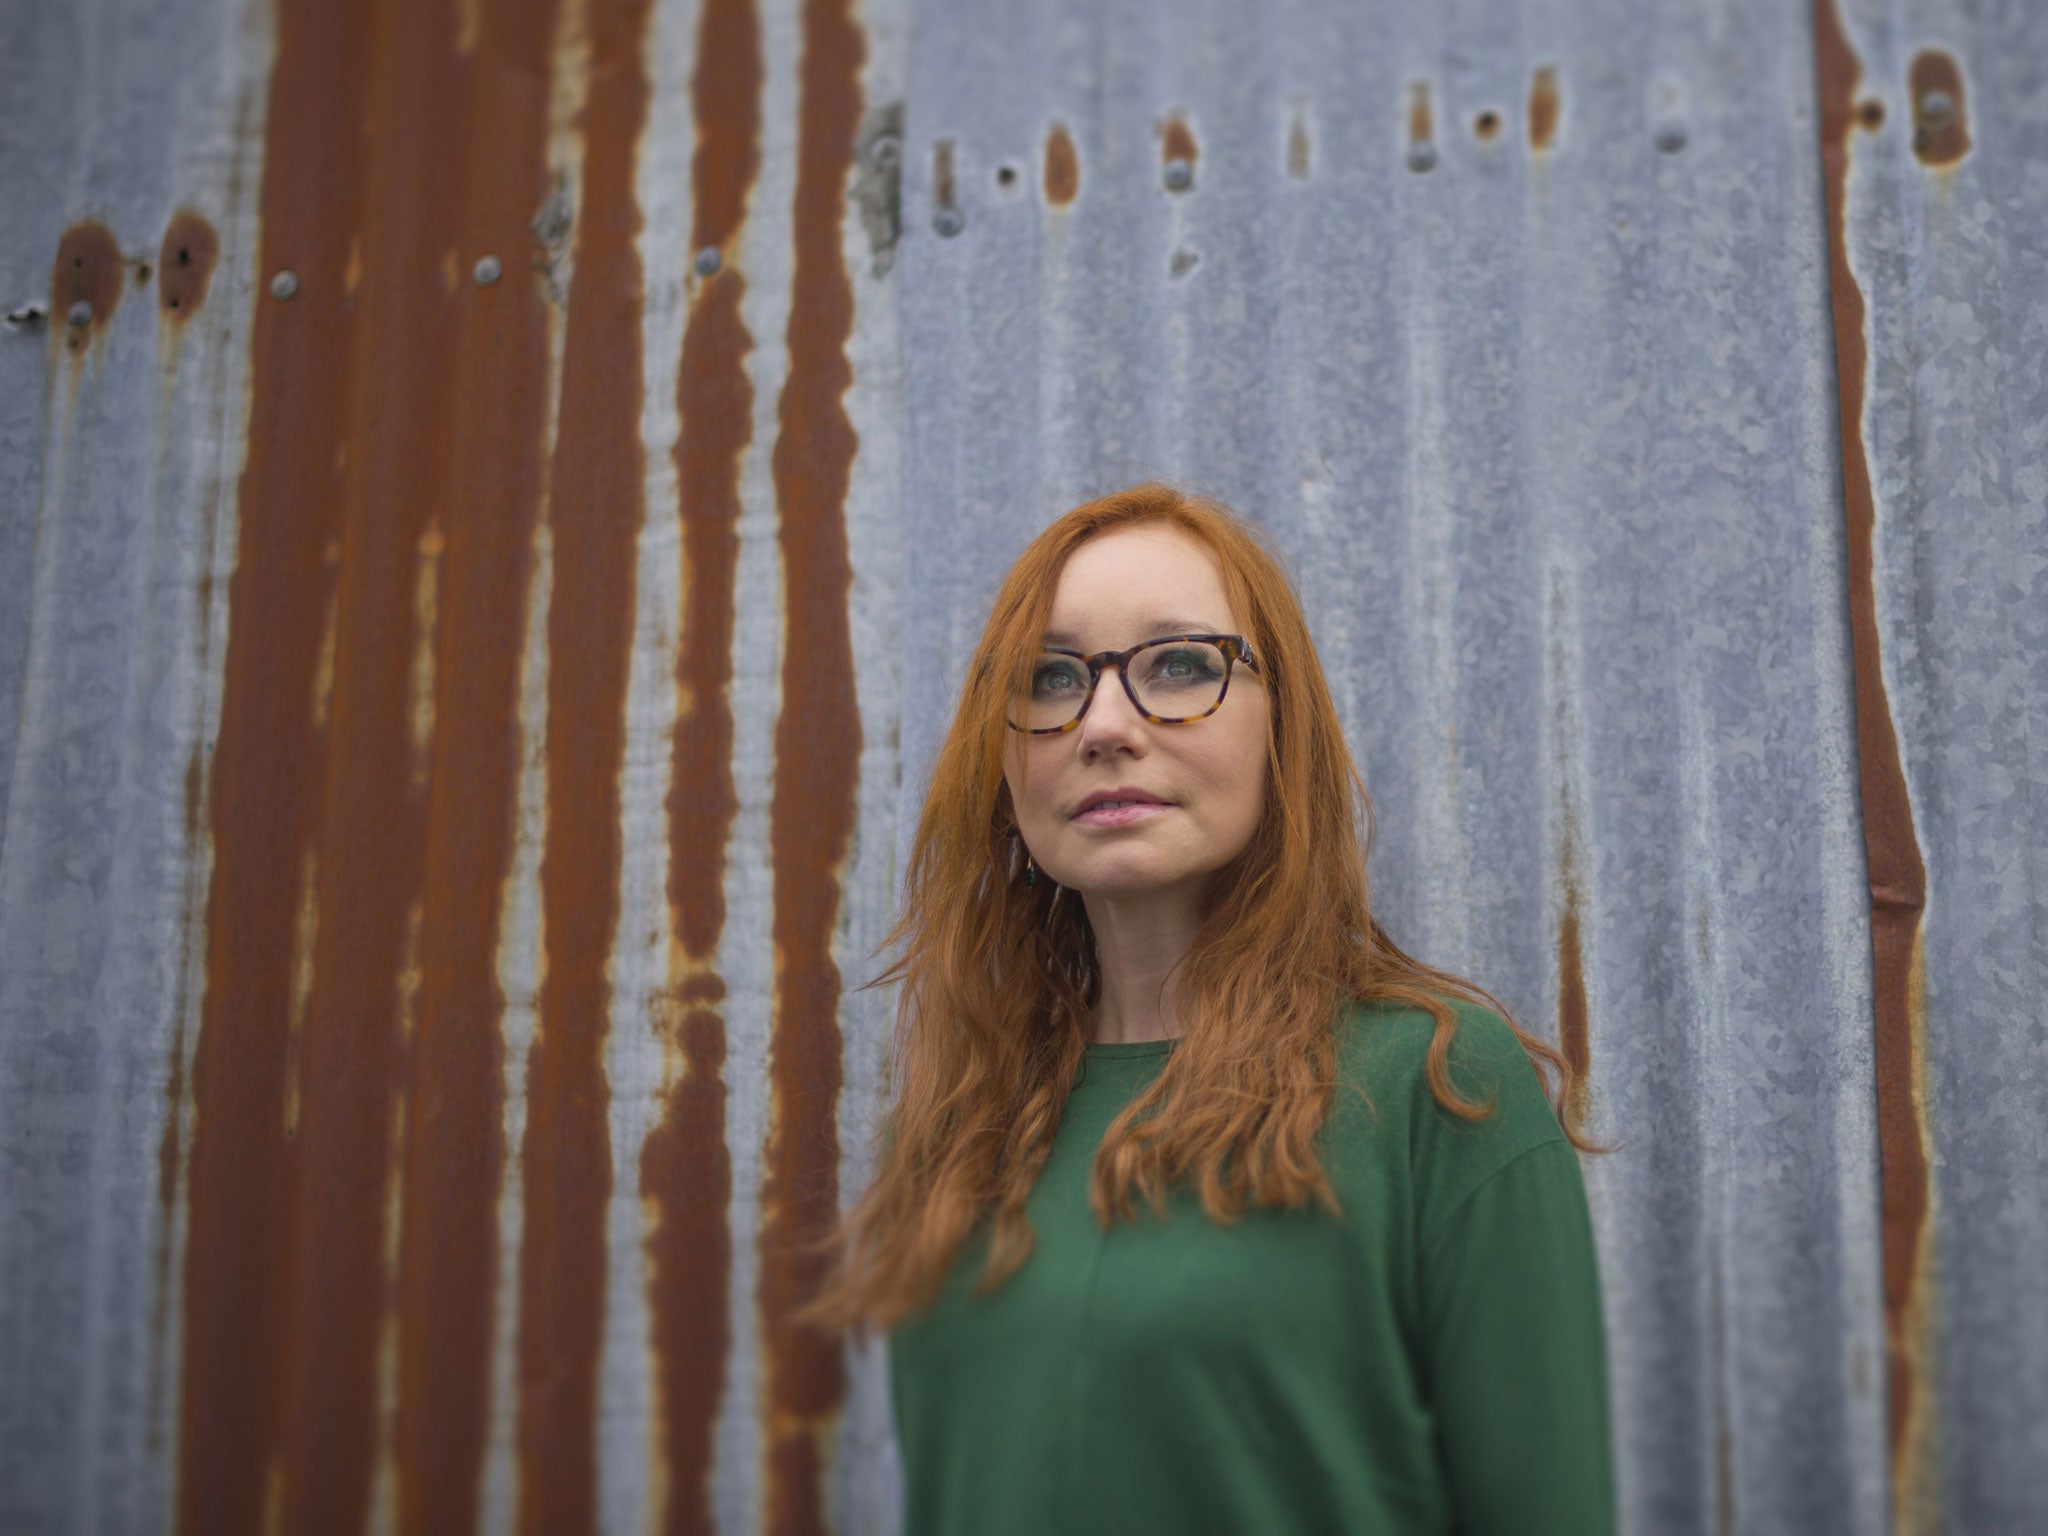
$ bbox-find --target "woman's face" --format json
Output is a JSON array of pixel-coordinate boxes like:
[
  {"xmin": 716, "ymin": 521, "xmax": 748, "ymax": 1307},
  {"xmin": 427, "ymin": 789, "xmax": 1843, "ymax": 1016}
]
[{"xmin": 1004, "ymin": 524, "xmax": 1270, "ymax": 904}]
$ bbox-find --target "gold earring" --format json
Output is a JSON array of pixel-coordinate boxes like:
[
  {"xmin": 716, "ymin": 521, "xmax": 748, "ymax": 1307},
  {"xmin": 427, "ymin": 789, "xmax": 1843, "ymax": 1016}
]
[{"xmin": 1024, "ymin": 852, "xmax": 1038, "ymax": 886}]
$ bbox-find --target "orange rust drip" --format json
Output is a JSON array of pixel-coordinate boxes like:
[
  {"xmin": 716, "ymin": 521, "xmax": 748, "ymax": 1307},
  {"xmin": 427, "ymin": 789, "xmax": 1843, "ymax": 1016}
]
[
  {"xmin": 393, "ymin": 3, "xmax": 559, "ymax": 1534},
  {"xmin": 1810, "ymin": 0, "xmax": 1932, "ymax": 1484},
  {"xmin": 51, "ymin": 221, "xmax": 123, "ymax": 355},
  {"xmin": 1908, "ymin": 51, "xmax": 1970, "ymax": 166},
  {"xmin": 1529, "ymin": 66, "xmax": 1560, "ymax": 151},
  {"xmin": 932, "ymin": 138, "xmax": 956, "ymax": 210},
  {"xmin": 1407, "ymin": 83, "xmax": 1433, "ymax": 145},
  {"xmin": 262, "ymin": 0, "xmax": 488, "ymax": 1524},
  {"xmin": 641, "ymin": 0, "xmax": 760, "ymax": 1530},
  {"xmin": 1557, "ymin": 891, "xmax": 1590, "ymax": 1135},
  {"xmin": 173, "ymin": 0, "xmax": 374, "ymax": 1527},
  {"xmin": 1044, "ymin": 122, "xmax": 1079, "ymax": 206},
  {"xmin": 758, "ymin": 0, "xmax": 863, "ymax": 1529},
  {"xmin": 514, "ymin": 0, "xmax": 655, "ymax": 1531},
  {"xmin": 1161, "ymin": 115, "xmax": 1198, "ymax": 166},
  {"xmin": 158, "ymin": 213, "xmax": 219, "ymax": 321}
]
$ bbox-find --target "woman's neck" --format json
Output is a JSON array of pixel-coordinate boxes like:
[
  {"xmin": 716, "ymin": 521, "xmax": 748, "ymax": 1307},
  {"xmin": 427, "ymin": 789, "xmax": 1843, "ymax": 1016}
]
[{"xmin": 1081, "ymin": 883, "xmax": 1204, "ymax": 1044}]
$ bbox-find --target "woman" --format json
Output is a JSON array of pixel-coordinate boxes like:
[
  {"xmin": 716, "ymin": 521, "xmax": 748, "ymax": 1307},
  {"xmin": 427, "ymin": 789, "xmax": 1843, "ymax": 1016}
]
[{"xmin": 808, "ymin": 484, "xmax": 1613, "ymax": 1534}]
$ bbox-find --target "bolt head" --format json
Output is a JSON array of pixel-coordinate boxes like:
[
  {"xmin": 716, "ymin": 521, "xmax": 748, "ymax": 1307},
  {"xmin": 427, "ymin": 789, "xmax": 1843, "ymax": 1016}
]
[
  {"xmin": 67, "ymin": 299, "xmax": 93, "ymax": 327},
  {"xmin": 1163, "ymin": 157, "xmax": 1194, "ymax": 191},
  {"xmin": 1654, "ymin": 124, "xmax": 1687, "ymax": 153},
  {"xmin": 693, "ymin": 247, "xmax": 722, "ymax": 277},
  {"xmin": 1406, "ymin": 142, "xmax": 1437, "ymax": 173},
  {"xmin": 933, "ymin": 206, "xmax": 965, "ymax": 238},
  {"xmin": 270, "ymin": 269, "xmax": 299, "ymax": 300},
  {"xmin": 472, "ymin": 255, "xmax": 502, "ymax": 286},
  {"xmin": 869, "ymin": 136, "xmax": 901, "ymax": 170},
  {"xmin": 1920, "ymin": 90, "xmax": 1955, "ymax": 124}
]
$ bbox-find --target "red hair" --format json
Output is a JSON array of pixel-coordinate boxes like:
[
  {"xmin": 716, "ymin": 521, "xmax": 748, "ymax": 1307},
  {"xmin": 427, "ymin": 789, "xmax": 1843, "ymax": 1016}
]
[{"xmin": 804, "ymin": 484, "xmax": 1600, "ymax": 1336}]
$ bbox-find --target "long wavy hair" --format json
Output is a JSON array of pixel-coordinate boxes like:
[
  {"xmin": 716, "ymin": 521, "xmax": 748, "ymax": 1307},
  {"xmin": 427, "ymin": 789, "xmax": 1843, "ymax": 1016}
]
[{"xmin": 805, "ymin": 484, "xmax": 1599, "ymax": 1337}]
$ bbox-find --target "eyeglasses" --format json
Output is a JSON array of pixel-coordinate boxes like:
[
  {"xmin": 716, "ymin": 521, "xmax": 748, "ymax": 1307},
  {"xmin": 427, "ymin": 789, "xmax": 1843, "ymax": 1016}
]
[{"xmin": 1006, "ymin": 634, "xmax": 1261, "ymax": 734}]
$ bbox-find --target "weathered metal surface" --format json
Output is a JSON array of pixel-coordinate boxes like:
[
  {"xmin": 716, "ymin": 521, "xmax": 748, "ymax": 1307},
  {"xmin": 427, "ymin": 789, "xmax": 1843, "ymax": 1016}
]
[{"xmin": 1, "ymin": 1, "xmax": 2042, "ymax": 1534}]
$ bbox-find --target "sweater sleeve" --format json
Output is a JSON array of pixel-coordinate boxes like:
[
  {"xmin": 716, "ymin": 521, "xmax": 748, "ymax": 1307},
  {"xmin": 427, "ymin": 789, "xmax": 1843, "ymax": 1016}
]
[{"xmin": 1418, "ymin": 1137, "xmax": 1616, "ymax": 1535}]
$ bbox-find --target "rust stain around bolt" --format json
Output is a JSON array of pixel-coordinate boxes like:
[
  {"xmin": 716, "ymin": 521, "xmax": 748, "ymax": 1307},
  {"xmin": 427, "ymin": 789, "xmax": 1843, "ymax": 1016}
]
[
  {"xmin": 51, "ymin": 221, "xmax": 123, "ymax": 354},
  {"xmin": 640, "ymin": 0, "xmax": 761, "ymax": 1530},
  {"xmin": 1811, "ymin": 1, "xmax": 1936, "ymax": 1518},
  {"xmin": 1908, "ymin": 50, "xmax": 1970, "ymax": 166},
  {"xmin": 758, "ymin": 0, "xmax": 864, "ymax": 1528},
  {"xmin": 1043, "ymin": 122, "xmax": 1078, "ymax": 206},
  {"xmin": 1529, "ymin": 66, "xmax": 1560, "ymax": 151},
  {"xmin": 158, "ymin": 212, "xmax": 220, "ymax": 321},
  {"xmin": 1473, "ymin": 109, "xmax": 1501, "ymax": 142},
  {"xmin": 1160, "ymin": 114, "xmax": 1198, "ymax": 168}
]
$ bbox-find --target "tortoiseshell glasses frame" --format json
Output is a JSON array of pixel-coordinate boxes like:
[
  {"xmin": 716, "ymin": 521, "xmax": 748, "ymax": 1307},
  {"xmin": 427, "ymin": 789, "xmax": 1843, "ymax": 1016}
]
[{"xmin": 1005, "ymin": 633, "xmax": 1262, "ymax": 734}]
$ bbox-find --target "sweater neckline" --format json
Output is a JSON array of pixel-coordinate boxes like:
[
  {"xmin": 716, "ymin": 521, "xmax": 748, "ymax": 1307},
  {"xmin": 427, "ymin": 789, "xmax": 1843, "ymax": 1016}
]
[{"xmin": 1084, "ymin": 1037, "xmax": 1178, "ymax": 1059}]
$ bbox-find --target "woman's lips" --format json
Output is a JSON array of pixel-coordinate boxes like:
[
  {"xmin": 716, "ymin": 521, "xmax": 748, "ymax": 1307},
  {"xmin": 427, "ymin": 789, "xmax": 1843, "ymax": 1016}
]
[{"xmin": 1073, "ymin": 801, "xmax": 1171, "ymax": 828}]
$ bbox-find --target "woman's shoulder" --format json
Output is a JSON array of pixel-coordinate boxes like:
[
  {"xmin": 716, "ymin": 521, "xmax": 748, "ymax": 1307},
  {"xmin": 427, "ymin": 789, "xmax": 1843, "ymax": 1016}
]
[{"xmin": 1329, "ymin": 994, "xmax": 1567, "ymax": 1176}]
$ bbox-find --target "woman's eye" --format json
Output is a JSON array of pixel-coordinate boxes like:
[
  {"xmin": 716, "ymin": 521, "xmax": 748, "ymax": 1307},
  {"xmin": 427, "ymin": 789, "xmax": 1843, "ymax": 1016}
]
[{"xmin": 1033, "ymin": 663, "xmax": 1084, "ymax": 696}]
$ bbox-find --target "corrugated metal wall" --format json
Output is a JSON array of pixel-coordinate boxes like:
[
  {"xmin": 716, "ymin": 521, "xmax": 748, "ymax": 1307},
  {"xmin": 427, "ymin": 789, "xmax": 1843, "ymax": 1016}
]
[{"xmin": 0, "ymin": 0, "xmax": 2040, "ymax": 1531}]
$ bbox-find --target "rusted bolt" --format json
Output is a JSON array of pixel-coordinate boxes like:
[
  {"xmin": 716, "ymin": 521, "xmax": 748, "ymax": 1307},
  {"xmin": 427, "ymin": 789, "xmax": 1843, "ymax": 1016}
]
[
  {"xmin": 1474, "ymin": 110, "xmax": 1501, "ymax": 140},
  {"xmin": 996, "ymin": 164, "xmax": 1017, "ymax": 187},
  {"xmin": 933, "ymin": 206, "xmax": 965, "ymax": 237},
  {"xmin": 67, "ymin": 300, "xmax": 93, "ymax": 327},
  {"xmin": 473, "ymin": 255, "xmax": 502, "ymax": 286},
  {"xmin": 1406, "ymin": 142, "xmax": 1437, "ymax": 173},
  {"xmin": 869, "ymin": 136, "xmax": 900, "ymax": 170},
  {"xmin": 1654, "ymin": 124, "xmax": 1687, "ymax": 153},
  {"xmin": 1859, "ymin": 99, "xmax": 1886, "ymax": 130},
  {"xmin": 270, "ymin": 269, "xmax": 299, "ymax": 300},
  {"xmin": 1163, "ymin": 156, "xmax": 1194, "ymax": 191},
  {"xmin": 693, "ymin": 246, "xmax": 721, "ymax": 276},
  {"xmin": 1920, "ymin": 89, "xmax": 1955, "ymax": 124}
]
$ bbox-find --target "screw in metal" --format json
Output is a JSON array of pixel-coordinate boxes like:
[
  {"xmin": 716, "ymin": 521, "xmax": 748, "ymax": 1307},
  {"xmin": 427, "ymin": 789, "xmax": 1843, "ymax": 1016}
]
[
  {"xmin": 1654, "ymin": 124, "xmax": 1687, "ymax": 154},
  {"xmin": 933, "ymin": 206, "xmax": 965, "ymax": 238},
  {"xmin": 869, "ymin": 136, "xmax": 901, "ymax": 170},
  {"xmin": 693, "ymin": 246, "xmax": 722, "ymax": 277},
  {"xmin": 473, "ymin": 255, "xmax": 502, "ymax": 287},
  {"xmin": 1163, "ymin": 157, "xmax": 1194, "ymax": 191},
  {"xmin": 270, "ymin": 269, "xmax": 299, "ymax": 300},
  {"xmin": 67, "ymin": 300, "xmax": 94, "ymax": 328},
  {"xmin": 1406, "ymin": 142, "xmax": 1437, "ymax": 173},
  {"xmin": 1920, "ymin": 90, "xmax": 1955, "ymax": 124}
]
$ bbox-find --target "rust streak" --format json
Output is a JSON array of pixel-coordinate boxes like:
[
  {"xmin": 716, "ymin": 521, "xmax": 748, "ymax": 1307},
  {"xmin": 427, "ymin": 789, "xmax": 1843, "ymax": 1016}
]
[
  {"xmin": 1557, "ymin": 885, "xmax": 1590, "ymax": 1136},
  {"xmin": 393, "ymin": 2, "xmax": 559, "ymax": 1534},
  {"xmin": 641, "ymin": 0, "xmax": 760, "ymax": 1531},
  {"xmin": 514, "ymin": 0, "xmax": 656, "ymax": 1531},
  {"xmin": 759, "ymin": 0, "xmax": 863, "ymax": 1530},
  {"xmin": 1161, "ymin": 115, "xmax": 1198, "ymax": 168},
  {"xmin": 1286, "ymin": 108, "xmax": 1310, "ymax": 180},
  {"xmin": 1043, "ymin": 122, "xmax": 1078, "ymax": 206},
  {"xmin": 1908, "ymin": 50, "xmax": 1970, "ymax": 167},
  {"xmin": 932, "ymin": 138, "xmax": 956, "ymax": 211},
  {"xmin": 174, "ymin": 0, "xmax": 371, "ymax": 1526},
  {"xmin": 50, "ymin": 221, "xmax": 123, "ymax": 357},
  {"xmin": 1810, "ymin": 0, "xmax": 1934, "ymax": 1511},
  {"xmin": 1529, "ymin": 66, "xmax": 1560, "ymax": 152},
  {"xmin": 1407, "ymin": 82, "xmax": 1434, "ymax": 146},
  {"xmin": 158, "ymin": 212, "xmax": 220, "ymax": 321}
]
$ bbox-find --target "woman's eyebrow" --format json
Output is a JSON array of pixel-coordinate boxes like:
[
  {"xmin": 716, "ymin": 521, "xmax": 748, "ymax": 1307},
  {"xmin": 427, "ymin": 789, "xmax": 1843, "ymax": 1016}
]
[{"xmin": 1041, "ymin": 618, "xmax": 1218, "ymax": 647}]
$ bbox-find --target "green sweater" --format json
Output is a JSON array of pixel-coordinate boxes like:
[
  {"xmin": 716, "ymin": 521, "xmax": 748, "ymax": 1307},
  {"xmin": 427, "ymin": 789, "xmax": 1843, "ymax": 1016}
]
[{"xmin": 887, "ymin": 1001, "xmax": 1615, "ymax": 1534}]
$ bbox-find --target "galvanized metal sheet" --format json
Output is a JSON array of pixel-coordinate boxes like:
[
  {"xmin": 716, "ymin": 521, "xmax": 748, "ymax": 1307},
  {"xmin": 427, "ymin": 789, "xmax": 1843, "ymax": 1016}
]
[{"xmin": 0, "ymin": 0, "xmax": 2043, "ymax": 1532}]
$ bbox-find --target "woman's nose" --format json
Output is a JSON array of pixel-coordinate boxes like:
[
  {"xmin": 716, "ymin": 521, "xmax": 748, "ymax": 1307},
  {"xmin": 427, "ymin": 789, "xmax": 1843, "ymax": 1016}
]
[{"xmin": 1077, "ymin": 663, "xmax": 1147, "ymax": 748}]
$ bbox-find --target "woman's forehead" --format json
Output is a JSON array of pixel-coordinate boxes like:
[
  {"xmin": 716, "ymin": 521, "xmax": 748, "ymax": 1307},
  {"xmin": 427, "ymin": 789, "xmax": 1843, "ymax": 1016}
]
[{"xmin": 1044, "ymin": 526, "xmax": 1235, "ymax": 638}]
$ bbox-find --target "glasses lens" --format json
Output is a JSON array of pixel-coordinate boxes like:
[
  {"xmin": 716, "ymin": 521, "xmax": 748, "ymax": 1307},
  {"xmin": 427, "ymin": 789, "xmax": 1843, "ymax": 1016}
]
[
  {"xmin": 1012, "ymin": 651, "xmax": 1093, "ymax": 730},
  {"xmin": 1129, "ymin": 640, "xmax": 1229, "ymax": 719}
]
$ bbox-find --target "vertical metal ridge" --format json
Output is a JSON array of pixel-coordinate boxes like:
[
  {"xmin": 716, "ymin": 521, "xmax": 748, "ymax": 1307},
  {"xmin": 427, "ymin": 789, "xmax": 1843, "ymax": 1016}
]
[
  {"xmin": 759, "ymin": 0, "xmax": 865, "ymax": 1528},
  {"xmin": 1809, "ymin": 2, "xmax": 1935, "ymax": 1522},
  {"xmin": 514, "ymin": 0, "xmax": 655, "ymax": 1529},
  {"xmin": 640, "ymin": 0, "xmax": 762, "ymax": 1530}
]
